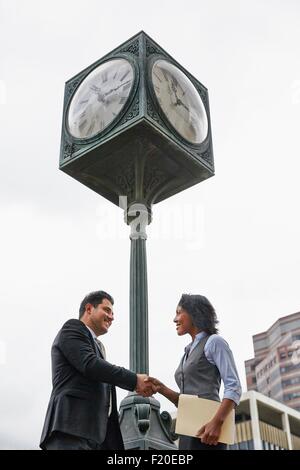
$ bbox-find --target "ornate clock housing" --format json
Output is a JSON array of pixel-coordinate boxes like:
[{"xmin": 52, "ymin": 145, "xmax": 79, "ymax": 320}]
[{"xmin": 60, "ymin": 31, "xmax": 214, "ymax": 212}]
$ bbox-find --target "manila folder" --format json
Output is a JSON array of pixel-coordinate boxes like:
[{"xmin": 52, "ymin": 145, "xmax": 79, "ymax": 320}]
[{"xmin": 175, "ymin": 394, "xmax": 235, "ymax": 445}]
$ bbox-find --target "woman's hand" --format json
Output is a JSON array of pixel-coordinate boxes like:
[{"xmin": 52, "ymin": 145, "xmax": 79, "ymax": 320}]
[
  {"xmin": 144, "ymin": 377, "xmax": 180, "ymax": 406},
  {"xmin": 196, "ymin": 398, "xmax": 235, "ymax": 445},
  {"xmin": 196, "ymin": 417, "xmax": 223, "ymax": 446},
  {"xmin": 144, "ymin": 376, "xmax": 165, "ymax": 393}
]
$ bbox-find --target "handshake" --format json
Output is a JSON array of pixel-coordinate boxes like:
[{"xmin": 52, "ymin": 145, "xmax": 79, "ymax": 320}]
[{"xmin": 135, "ymin": 374, "xmax": 164, "ymax": 397}]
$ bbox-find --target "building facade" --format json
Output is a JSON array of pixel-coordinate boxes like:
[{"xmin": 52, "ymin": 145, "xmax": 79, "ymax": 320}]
[
  {"xmin": 229, "ymin": 391, "xmax": 300, "ymax": 450},
  {"xmin": 245, "ymin": 311, "xmax": 300, "ymax": 411},
  {"xmin": 171, "ymin": 391, "xmax": 300, "ymax": 450}
]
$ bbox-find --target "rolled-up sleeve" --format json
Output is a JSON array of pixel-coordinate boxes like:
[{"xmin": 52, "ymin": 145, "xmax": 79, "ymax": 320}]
[{"xmin": 205, "ymin": 335, "xmax": 242, "ymax": 406}]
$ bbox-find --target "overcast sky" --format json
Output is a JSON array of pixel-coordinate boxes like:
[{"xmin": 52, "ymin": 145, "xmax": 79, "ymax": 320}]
[{"xmin": 1, "ymin": 0, "xmax": 300, "ymax": 449}]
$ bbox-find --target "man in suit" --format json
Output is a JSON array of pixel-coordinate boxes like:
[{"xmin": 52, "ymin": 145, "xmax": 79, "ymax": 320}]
[{"xmin": 40, "ymin": 290, "xmax": 153, "ymax": 450}]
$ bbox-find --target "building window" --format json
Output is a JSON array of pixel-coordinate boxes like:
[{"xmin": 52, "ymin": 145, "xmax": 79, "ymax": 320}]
[
  {"xmin": 281, "ymin": 363, "xmax": 300, "ymax": 374},
  {"xmin": 282, "ymin": 377, "xmax": 300, "ymax": 388},
  {"xmin": 284, "ymin": 391, "xmax": 300, "ymax": 401}
]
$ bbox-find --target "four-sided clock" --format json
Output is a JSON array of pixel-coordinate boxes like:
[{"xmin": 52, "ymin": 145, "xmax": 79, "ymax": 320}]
[{"xmin": 59, "ymin": 31, "xmax": 214, "ymax": 212}]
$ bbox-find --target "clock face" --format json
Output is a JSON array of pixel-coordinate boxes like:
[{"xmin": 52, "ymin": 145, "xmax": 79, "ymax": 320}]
[
  {"xmin": 67, "ymin": 58, "xmax": 135, "ymax": 139},
  {"xmin": 151, "ymin": 59, "xmax": 208, "ymax": 145}
]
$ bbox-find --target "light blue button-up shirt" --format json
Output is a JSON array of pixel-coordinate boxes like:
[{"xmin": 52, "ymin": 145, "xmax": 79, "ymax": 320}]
[{"xmin": 184, "ymin": 331, "xmax": 242, "ymax": 405}]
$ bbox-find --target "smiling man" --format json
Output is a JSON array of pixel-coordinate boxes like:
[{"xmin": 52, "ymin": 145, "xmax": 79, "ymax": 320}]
[{"xmin": 40, "ymin": 290, "xmax": 152, "ymax": 450}]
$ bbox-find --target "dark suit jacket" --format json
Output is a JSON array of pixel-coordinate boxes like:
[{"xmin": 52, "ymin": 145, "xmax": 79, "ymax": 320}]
[{"xmin": 40, "ymin": 319, "xmax": 137, "ymax": 449}]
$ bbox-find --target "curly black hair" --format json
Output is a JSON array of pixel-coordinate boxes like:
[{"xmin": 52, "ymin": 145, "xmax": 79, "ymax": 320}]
[{"xmin": 178, "ymin": 294, "xmax": 219, "ymax": 335}]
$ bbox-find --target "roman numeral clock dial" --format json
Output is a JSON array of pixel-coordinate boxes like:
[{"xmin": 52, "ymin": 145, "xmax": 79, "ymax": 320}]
[
  {"xmin": 67, "ymin": 58, "xmax": 135, "ymax": 139},
  {"xmin": 150, "ymin": 59, "xmax": 208, "ymax": 145}
]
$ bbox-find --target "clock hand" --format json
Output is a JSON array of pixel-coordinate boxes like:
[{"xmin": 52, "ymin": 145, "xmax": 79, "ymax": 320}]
[
  {"xmin": 90, "ymin": 84, "xmax": 101, "ymax": 92},
  {"xmin": 171, "ymin": 80, "xmax": 189, "ymax": 108},
  {"xmin": 171, "ymin": 80, "xmax": 185, "ymax": 106},
  {"xmin": 170, "ymin": 80, "xmax": 178, "ymax": 97},
  {"xmin": 89, "ymin": 79, "xmax": 132, "ymax": 106},
  {"xmin": 90, "ymin": 84, "xmax": 105, "ymax": 103},
  {"xmin": 176, "ymin": 98, "xmax": 189, "ymax": 112},
  {"xmin": 103, "ymin": 79, "xmax": 132, "ymax": 97},
  {"xmin": 167, "ymin": 83, "xmax": 177, "ymax": 105}
]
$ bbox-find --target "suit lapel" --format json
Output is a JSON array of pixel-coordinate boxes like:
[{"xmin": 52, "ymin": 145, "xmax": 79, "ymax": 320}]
[
  {"xmin": 86, "ymin": 329, "xmax": 104, "ymax": 358},
  {"xmin": 94, "ymin": 340, "xmax": 105, "ymax": 359}
]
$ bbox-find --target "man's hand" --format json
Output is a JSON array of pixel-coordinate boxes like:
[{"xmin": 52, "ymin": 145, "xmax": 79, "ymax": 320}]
[
  {"xmin": 196, "ymin": 418, "xmax": 223, "ymax": 446},
  {"xmin": 135, "ymin": 374, "xmax": 155, "ymax": 397}
]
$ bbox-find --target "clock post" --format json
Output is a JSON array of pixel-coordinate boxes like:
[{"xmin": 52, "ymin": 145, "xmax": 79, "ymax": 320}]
[{"xmin": 59, "ymin": 31, "xmax": 214, "ymax": 450}]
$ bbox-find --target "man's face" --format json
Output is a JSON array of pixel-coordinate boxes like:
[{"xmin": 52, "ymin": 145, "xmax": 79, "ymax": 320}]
[{"xmin": 88, "ymin": 298, "xmax": 114, "ymax": 336}]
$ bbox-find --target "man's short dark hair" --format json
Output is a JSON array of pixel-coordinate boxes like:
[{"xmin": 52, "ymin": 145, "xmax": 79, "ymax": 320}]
[
  {"xmin": 178, "ymin": 294, "xmax": 219, "ymax": 335},
  {"xmin": 79, "ymin": 290, "xmax": 114, "ymax": 319}
]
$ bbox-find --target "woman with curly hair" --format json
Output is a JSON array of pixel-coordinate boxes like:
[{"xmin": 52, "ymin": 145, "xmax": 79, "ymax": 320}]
[{"xmin": 147, "ymin": 294, "xmax": 241, "ymax": 450}]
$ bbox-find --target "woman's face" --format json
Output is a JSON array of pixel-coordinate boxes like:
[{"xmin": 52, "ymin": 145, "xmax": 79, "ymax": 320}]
[{"xmin": 173, "ymin": 305, "xmax": 194, "ymax": 336}]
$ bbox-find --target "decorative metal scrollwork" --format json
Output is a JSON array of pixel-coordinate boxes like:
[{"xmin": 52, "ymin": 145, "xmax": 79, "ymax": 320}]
[
  {"xmin": 119, "ymin": 39, "xmax": 139, "ymax": 56},
  {"xmin": 160, "ymin": 411, "xmax": 178, "ymax": 442},
  {"xmin": 146, "ymin": 39, "xmax": 161, "ymax": 57},
  {"xmin": 135, "ymin": 403, "xmax": 151, "ymax": 433}
]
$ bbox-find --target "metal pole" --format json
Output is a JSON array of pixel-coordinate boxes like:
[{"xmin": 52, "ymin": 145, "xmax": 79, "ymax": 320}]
[
  {"xmin": 128, "ymin": 203, "xmax": 149, "ymax": 374},
  {"xmin": 119, "ymin": 203, "xmax": 177, "ymax": 449}
]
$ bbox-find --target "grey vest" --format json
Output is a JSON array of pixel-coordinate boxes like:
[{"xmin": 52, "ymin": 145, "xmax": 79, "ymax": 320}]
[{"xmin": 174, "ymin": 335, "xmax": 221, "ymax": 402}]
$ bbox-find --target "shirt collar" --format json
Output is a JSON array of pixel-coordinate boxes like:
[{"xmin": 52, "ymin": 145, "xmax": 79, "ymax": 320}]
[
  {"xmin": 184, "ymin": 331, "xmax": 208, "ymax": 353},
  {"xmin": 194, "ymin": 331, "xmax": 208, "ymax": 342},
  {"xmin": 85, "ymin": 324, "xmax": 98, "ymax": 340}
]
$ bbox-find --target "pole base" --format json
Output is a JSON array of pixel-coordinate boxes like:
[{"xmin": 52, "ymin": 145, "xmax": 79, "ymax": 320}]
[{"xmin": 119, "ymin": 393, "xmax": 178, "ymax": 450}]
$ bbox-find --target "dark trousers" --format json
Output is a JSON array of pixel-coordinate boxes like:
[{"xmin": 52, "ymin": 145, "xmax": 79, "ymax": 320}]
[
  {"xmin": 44, "ymin": 416, "xmax": 122, "ymax": 450},
  {"xmin": 44, "ymin": 431, "xmax": 101, "ymax": 450},
  {"xmin": 179, "ymin": 435, "xmax": 227, "ymax": 450}
]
